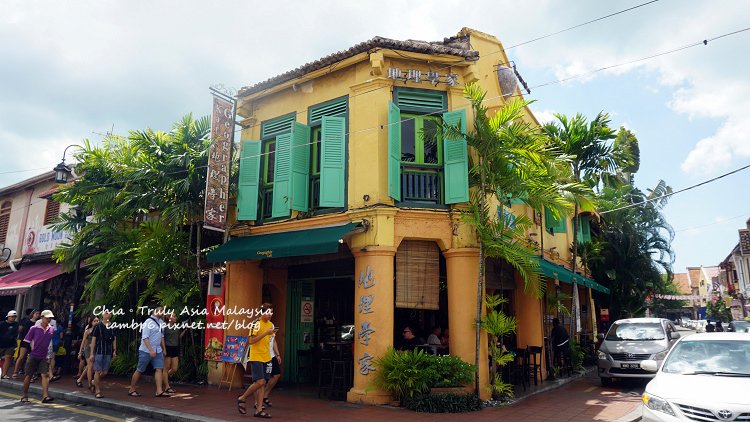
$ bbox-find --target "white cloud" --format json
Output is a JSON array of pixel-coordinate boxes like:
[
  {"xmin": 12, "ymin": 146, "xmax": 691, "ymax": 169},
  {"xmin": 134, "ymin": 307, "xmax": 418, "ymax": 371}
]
[{"xmin": 530, "ymin": 108, "xmax": 558, "ymax": 125}]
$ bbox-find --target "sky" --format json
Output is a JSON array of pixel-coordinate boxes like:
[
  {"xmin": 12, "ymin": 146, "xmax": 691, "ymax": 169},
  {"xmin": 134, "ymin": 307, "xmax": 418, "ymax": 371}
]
[{"xmin": 1, "ymin": 0, "xmax": 749, "ymax": 275}]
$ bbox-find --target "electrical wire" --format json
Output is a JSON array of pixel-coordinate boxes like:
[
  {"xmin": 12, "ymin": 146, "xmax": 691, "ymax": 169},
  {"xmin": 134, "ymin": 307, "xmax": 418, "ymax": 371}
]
[
  {"xmin": 674, "ymin": 211, "xmax": 750, "ymax": 233},
  {"xmin": 600, "ymin": 162, "xmax": 750, "ymax": 214}
]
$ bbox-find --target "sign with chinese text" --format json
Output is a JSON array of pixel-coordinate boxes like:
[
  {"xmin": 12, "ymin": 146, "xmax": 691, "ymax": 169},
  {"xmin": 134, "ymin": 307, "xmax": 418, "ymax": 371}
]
[
  {"xmin": 220, "ymin": 335, "xmax": 248, "ymax": 364},
  {"xmin": 740, "ymin": 229, "xmax": 750, "ymax": 256},
  {"xmin": 387, "ymin": 68, "xmax": 459, "ymax": 86},
  {"xmin": 204, "ymin": 272, "xmax": 225, "ymax": 361},
  {"xmin": 203, "ymin": 95, "xmax": 234, "ymax": 232}
]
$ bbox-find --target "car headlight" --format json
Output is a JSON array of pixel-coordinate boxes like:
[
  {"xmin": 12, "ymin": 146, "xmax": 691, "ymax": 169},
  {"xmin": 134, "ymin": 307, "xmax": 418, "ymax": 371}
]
[
  {"xmin": 651, "ymin": 350, "xmax": 669, "ymax": 360},
  {"xmin": 642, "ymin": 392, "xmax": 675, "ymax": 416},
  {"xmin": 597, "ymin": 350, "xmax": 608, "ymax": 360}
]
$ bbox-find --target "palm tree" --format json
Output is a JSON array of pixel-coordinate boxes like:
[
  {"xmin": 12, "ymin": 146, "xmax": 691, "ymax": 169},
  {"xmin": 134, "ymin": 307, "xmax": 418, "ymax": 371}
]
[
  {"xmin": 542, "ymin": 113, "xmax": 619, "ymax": 333},
  {"xmin": 450, "ymin": 84, "xmax": 588, "ymax": 396}
]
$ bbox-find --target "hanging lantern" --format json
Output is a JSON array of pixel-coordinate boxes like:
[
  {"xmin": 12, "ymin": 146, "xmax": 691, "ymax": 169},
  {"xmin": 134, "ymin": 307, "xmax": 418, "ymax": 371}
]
[{"xmin": 496, "ymin": 65, "xmax": 518, "ymax": 98}]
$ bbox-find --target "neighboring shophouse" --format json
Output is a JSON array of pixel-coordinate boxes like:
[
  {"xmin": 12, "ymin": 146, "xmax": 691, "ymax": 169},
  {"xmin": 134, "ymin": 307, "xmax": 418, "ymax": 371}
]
[
  {"xmin": 0, "ymin": 171, "xmax": 77, "ymax": 318},
  {"xmin": 719, "ymin": 218, "xmax": 750, "ymax": 319},
  {"xmin": 672, "ymin": 273, "xmax": 695, "ymax": 318},
  {"xmin": 207, "ymin": 28, "xmax": 607, "ymax": 402}
]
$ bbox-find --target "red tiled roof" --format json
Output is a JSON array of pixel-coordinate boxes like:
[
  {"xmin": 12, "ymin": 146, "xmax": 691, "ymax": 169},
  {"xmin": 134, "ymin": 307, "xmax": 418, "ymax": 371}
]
[{"xmin": 672, "ymin": 273, "xmax": 691, "ymax": 294}]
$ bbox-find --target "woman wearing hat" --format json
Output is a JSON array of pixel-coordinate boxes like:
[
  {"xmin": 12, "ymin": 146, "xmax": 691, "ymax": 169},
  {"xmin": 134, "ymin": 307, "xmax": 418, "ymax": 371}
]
[{"xmin": 0, "ymin": 310, "xmax": 19, "ymax": 378}]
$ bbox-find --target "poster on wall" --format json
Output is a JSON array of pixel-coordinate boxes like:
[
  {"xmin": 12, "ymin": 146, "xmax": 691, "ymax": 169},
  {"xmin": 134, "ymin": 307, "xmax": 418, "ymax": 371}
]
[
  {"xmin": 301, "ymin": 299, "xmax": 314, "ymax": 323},
  {"xmin": 220, "ymin": 335, "xmax": 248, "ymax": 364},
  {"xmin": 204, "ymin": 272, "xmax": 225, "ymax": 361}
]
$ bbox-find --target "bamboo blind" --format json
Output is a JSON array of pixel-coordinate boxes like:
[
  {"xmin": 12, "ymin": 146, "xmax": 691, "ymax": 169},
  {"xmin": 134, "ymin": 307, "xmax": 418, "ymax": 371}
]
[{"xmin": 395, "ymin": 240, "xmax": 440, "ymax": 310}]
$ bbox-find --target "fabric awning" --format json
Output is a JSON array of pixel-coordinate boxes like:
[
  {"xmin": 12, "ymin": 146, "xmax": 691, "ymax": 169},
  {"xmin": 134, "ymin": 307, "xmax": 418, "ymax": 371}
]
[
  {"xmin": 0, "ymin": 263, "xmax": 64, "ymax": 296},
  {"xmin": 207, "ymin": 222, "xmax": 359, "ymax": 262},
  {"xmin": 537, "ymin": 258, "xmax": 610, "ymax": 294}
]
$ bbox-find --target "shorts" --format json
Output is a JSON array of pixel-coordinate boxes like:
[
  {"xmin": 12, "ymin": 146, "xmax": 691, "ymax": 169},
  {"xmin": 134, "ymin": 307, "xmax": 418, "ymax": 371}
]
[
  {"xmin": 250, "ymin": 361, "xmax": 272, "ymax": 382},
  {"xmin": 93, "ymin": 354, "xmax": 112, "ymax": 372},
  {"xmin": 165, "ymin": 345, "xmax": 180, "ymax": 358},
  {"xmin": 136, "ymin": 350, "xmax": 164, "ymax": 372},
  {"xmin": 270, "ymin": 356, "xmax": 281, "ymax": 376},
  {"xmin": 0, "ymin": 346, "xmax": 15, "ymax": 357},
  {"xmin": 24, "ymin": 357, "xmax": 49, "ymax": 376},
  {"xmin": 20, "ymin": 341, "xmax": 30, "ymax": 352}
]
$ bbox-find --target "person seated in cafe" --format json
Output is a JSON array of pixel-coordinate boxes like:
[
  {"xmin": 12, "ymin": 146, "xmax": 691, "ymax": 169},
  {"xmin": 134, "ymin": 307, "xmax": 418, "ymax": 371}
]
[
  {"xmin": 399, "ymin": 326, "xmax": 421, "ymax": 351},
  {"xmin": 426, "ymin": 326, "xmax": 446, "ymax": 355},
  {"xmin": 440, "ymin": 328, "xmax": 449, "ymax": 351},
  {"xmin": 550, "ymin": 318, "xmax": 570, "ymax": 371}
]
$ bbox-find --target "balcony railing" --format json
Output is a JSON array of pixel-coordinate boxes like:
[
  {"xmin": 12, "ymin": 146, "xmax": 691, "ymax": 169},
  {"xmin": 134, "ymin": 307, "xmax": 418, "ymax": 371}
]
[{"xmin": 401, "ymin": 165, "xmax": 442, "ymax": 204}]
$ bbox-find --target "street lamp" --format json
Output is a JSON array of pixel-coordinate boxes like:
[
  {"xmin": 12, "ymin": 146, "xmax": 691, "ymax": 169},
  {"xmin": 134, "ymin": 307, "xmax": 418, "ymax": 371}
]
[{"xmin": 54, "ymin": 144, "xmax": 82, "ymax": 184}]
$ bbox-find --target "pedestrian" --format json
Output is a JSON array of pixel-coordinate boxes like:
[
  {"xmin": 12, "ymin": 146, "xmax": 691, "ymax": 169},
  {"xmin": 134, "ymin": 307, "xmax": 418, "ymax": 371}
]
[
  {"xmin": 20, "ymin": 309, "xmax": 56, "ymax": 403},
  {"xmin": 48, "ymin": 317, "xmax": 64, "ymax": 382},
  {"xmin": 706, "ymin": 321, "xmax": 715, "ymax": 333},
  {"xmin": 236, "ymin": 303, "xmax": 275, "ymax": 418},
  {"xmin": 0, "ymin": 310, "xmax": 19, "ymax": 379},
  {"xmin": 12, "ymin": 309, "xmax": 39, "ymax": 379},
  {"xmin": 76, "ymin": 315, "xmax": 98, "ymax": 389},
  {"xmin": 90, "ymin": 309, "xmax": 116, "ymax": 399},
  {"xmin": 128, "ymin": 305, "xmax": 169, "ymax": 398},
  {"xmin": 550, "ymin": 317, "xmax": 570, "ymax": 373},
  {"xmin": 162, "ymin": 312, "xmax": 184, "ymax": 394},
  {"xmin": 262, "ymin": 317, "xmax": 282, "ymax": 409}
]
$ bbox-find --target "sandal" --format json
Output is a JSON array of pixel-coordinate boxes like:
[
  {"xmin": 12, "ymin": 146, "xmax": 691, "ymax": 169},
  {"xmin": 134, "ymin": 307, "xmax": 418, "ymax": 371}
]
[
  {"xmin": 76, "ymin": 380, "xmax": 83, "ymax": 387},
  {"xmin": 263, "ymin": 398, "xmax": 272, "ymax": 407},
  {"xmin": 95, "ymin": 393, "xmax": 104, "ymax": 399},
  {"xmin": 127, "ymin": 390, "xmax": 142, "ymax": 397},
  {"xmin": 19, "ymin": 396, "xmax": 29, "ymax": 403},
  {"xmin": 155, "ymin": 391, "xmax": 172, "ymax": 397},
  {"xmin": 237, "ymin": 399, "xmax": 247, "ymax": 415},
  {"xmin": 253, "ymin": 410, "xmax": 272, "ymax": 419},
  {"xmin": 164, "ymin": 387, "xmax": 176, "ymax": 394},
  {"xmin": 1, "ymin": 375, "xmax": 10, "ymax": 379},
  {"xmin": 89, "ymin": 384, "xmax": 95, "ymax": 393},
  {"xmin": 42, "ymin": 396, "xmax": 54, "ymax": 403}
]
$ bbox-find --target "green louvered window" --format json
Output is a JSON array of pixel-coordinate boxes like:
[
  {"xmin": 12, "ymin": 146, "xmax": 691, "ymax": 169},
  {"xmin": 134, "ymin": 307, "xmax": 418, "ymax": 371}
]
[
  {"xmin": 237, "ymin": 140, "xmax": 261, "ymax": 220},
  {"xmin": 576, "ymin": 214, "xmax": 592, "ymax": 244},
  {"xmin": 271, "ymin": 133, "xmax": 292, "ymax": 218},
  {"xmin": 257, "ymin": 114, "xmax": 295, "ymax": 221},
  {"xmin": 308, "ymin": 98, "xmax": 347, "ymax": 210},
  {"xmin": 388, "ymin": 89, "xmax": 468, "ymax": 206},
  {"xmin": 261, "ymin": 114, "xmax": 295, "ymax": 139},
  {"xmin": 544, "ymin": 207, "xmax": 567, "ymax": 235},
  {"xmin": 289, "ymin": 122, "xmax": 311, "ymax": 212}
]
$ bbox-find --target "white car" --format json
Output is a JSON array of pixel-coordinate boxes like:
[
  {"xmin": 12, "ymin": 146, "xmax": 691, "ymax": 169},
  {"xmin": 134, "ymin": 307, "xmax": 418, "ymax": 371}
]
[{"xmin": 640, "ymin": 333, "xmax": 750, "ymax": 421}]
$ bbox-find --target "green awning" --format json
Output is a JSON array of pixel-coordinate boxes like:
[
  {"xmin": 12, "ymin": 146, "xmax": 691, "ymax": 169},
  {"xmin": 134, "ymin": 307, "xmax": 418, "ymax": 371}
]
[
  {"xmin": 207, "ymin": 222, "xmax": 358, "ymax": 262},
  {"xmin": 536, "ymin": 258, "xmax": 610, "ymax": 294}
]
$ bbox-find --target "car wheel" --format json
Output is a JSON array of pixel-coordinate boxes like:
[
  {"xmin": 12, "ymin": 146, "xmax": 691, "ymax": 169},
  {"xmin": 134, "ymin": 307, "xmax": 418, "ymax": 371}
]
[{"xmin": 600, "ymin": 377, "xmax": 613, "ymax": 387}]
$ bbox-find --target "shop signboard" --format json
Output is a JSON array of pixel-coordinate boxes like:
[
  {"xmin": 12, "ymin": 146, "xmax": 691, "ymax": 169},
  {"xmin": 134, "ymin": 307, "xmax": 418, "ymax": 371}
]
[
  {"xmin": 203, "ymin": 95, "xmax": 234, "ymax": 232},
  {"xmin": 23, "ymin": 225, "xmax": 72, "ymax": 255},
  {"xmin": 204, "ymin": 272, "xmax": 225, "ymax": 361}
]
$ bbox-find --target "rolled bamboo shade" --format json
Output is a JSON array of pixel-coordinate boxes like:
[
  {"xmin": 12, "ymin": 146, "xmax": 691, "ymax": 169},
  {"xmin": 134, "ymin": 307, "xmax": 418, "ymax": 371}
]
[{"xmin": 396, "ymin": 240, "xmax": 439, "ymax": 310}]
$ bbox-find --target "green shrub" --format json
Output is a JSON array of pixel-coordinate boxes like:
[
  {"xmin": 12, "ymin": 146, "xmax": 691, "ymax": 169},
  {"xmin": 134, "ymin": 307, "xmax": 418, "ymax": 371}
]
[
  {"xmin": 374, "ymin": 348, "xmax": 435, "ymax": 400},
  {"xmin": 405, "ymin": 393, "xmax": 483, "ymax": 413},
  {"xmin": 426, "ymin": 354, "xmax": 474, "ymax": 388},
  {"xmin": 109, "ymin": 352, "xmax": 137, "ymax": 376},
  {"xmin": 569, "ymin": 339, "xmax": 585, "ymax": 371}
]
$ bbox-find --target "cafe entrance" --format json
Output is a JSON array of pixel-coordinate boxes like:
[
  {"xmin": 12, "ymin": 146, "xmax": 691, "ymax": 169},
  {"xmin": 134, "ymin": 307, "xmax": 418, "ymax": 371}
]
[{"xmin": 281, "ymin": 254, "xmax": 355, "ymax": 399}]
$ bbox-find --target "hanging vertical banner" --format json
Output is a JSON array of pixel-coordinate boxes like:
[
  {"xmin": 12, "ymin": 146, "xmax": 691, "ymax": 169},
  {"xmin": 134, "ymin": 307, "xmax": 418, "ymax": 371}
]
[{"xmin": 203, "ymin": 95, "xmax": 235, "ymax": 232}]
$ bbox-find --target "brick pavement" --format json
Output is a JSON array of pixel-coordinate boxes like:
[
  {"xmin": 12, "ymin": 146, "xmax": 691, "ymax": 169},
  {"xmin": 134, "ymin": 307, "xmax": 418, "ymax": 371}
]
[{"xmin": 0, "ymin": 371, "xmax": 642, "ymax": 421}]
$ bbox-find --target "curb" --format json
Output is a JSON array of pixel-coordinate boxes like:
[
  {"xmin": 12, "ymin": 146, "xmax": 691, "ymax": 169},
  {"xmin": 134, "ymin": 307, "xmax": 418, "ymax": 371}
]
[{"xmin": 0, "ymin": 379, "xmax": 223, "ymax": 422}]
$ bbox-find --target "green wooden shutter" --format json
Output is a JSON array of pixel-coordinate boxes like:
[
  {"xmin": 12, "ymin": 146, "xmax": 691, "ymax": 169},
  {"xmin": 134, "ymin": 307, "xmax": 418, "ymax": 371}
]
[
  {"xmin": 576, "ymin": 215, "xmax": 591, "ymax": 244},
  {"xmin": 237, "ymin": 140, "xmax": 261, "ymax": 220},
  {"xmin": 290, "ymin": 122, "xmax": 311, "ymax": 212},
  {"xmin": 544, "ymin": 207, "xmax": 567, "ymax": 235},
  {"xmin": 442, "ymin": 109, "xmax": 469, "ymax": 204},
  {"xmin": 320, "ymin": 116, "xmax": 346, "ymax": 207},
  {"xmin": 388, "ymin": 101, "xmax": 401, "ymax": 201},
  {"xmin": 272, "ymin": 133, "xmax": 292, "ymax": 218},
  {"xmin": 395, "ymin": 89, "xmax": 447, "ymax": 113}
]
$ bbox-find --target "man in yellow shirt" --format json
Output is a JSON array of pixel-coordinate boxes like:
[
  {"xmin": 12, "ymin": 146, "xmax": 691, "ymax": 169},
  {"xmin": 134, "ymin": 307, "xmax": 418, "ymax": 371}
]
[{"xmin": 237, "ymin": 303, "xmax": 275, "ymax": 418}]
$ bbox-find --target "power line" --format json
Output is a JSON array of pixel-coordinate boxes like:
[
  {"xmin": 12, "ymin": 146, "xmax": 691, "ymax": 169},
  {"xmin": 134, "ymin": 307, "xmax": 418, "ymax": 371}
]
[
  {"xmin": 0, "ymin": 167, "xmax": 51, "ymax": 175},
  {"xmin": 600, "ymin": 162, "xmax": 750, "ymax": 214},
  {"xmin": 674, "ymin": 211, "xmax": 750, "ymax": 233},
  {"xmin": 505, "ymin": 0, "xmax": 661, "ymax": 50}
]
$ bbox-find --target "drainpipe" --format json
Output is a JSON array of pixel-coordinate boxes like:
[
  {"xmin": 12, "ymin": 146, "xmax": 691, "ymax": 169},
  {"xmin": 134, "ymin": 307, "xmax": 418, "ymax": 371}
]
[{"xmin": 8, "ymin": 258, "xmax": 22, "ymax": 272}]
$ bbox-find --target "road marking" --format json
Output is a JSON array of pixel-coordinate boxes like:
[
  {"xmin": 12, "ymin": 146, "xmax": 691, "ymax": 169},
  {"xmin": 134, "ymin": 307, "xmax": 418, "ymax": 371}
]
[
  {"xmin": 584, "ymin": 386, "xmax": 597, "ymax": 393},
  {"xmin": 0, "ymin": 390, "xmax": 128, "ymax": 422}
]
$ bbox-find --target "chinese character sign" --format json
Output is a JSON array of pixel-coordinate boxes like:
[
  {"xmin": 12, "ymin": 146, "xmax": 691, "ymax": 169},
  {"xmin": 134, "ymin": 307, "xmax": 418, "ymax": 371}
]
[
  {"xmin": 387, "ymin": 67, "xmax": 459, "ymax": 86},
  {"xmin": 203, "ymin": 95, "xmax": 234, "ymax": 232},
  {"xmin": 358, "ymin": 265, "xmax": 377, "ymax": 375}
]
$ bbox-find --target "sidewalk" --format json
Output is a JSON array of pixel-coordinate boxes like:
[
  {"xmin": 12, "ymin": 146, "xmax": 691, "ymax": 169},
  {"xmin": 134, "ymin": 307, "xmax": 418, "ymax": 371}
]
[{"xmin": 0, "ymin": 371, "xmax": 642, "ymax": 421}]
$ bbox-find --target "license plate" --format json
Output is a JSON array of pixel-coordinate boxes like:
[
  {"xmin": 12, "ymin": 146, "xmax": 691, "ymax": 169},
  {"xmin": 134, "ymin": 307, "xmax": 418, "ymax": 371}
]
[{"xmin": 621, "ymin": 363, "xmax": 640, "ymax": 369}]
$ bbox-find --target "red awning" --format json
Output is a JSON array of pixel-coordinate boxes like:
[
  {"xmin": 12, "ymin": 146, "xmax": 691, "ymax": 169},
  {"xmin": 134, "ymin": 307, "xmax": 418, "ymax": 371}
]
[{"xmin": 0, "ymin": 263, "xmax": 64, "ymax": 296}]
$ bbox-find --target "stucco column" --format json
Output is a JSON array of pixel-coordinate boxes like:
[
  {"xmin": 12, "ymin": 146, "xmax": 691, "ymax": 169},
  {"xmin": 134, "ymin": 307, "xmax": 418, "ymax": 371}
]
[
  {"xmin": 207, "ymin": 260, "xmax": 263, "ymax": 387},
  {"xmin": 347, "ymin": 246, "xmax": 396, "ymax": 404},
  {"xmin": 514, "ymin": 274, "xmax": 546, "ymax": 380},
  {"xmin": 443, "ymin": 248, "xmax": 490, "ymax": 399}
]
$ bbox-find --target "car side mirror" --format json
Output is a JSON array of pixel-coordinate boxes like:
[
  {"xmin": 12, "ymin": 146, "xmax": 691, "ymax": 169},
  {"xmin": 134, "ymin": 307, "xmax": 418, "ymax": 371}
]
[
  {"xmin": 597, "ymin": 333, "xmax": 604, "ymax": 341},
  {"xmin": 670, "ymin": 332, "xmax": 681, "ymax": 340},
  {"xmin": 641, "ymin": 359, "xmax": 659, "ymax": 372}
]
